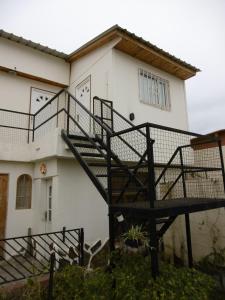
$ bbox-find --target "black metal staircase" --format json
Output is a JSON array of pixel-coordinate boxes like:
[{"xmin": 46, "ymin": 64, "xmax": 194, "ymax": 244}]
[
  {"xmin": 2, "ymin": 88, "xmax": 225, "ymax": 278},
  {"xmin": 61, "ymin": 92, "xmax": 225, "ymax": 278}
]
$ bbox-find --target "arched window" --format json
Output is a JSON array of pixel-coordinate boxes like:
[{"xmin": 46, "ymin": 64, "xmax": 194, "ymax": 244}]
[{"xmin": 16, "ymin": 174, "xmax": 32, "ymax": 209}]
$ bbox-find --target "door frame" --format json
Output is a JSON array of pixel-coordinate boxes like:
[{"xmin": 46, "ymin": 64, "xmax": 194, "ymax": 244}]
[
  {"xmin": 75, "ymin": 75, "xmax": 92, "ymax": 133},
  {"xmin": 0, "ymin": 174, "xmax": 9, "ymax": 256}
]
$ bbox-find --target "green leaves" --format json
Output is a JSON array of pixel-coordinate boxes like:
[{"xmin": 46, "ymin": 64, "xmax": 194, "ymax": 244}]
[
  {"xmin": 1, "ymin": 254, "xmax": 218, "ymax": 300},
  {"xmin": 122, "ymin": 225, "xmax": 149, "ymax": 247}
]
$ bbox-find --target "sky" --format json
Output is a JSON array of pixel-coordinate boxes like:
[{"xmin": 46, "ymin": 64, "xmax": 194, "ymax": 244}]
[{"xmin": 0, "ymin": 0, "xmax": 224, "ymax": 134}]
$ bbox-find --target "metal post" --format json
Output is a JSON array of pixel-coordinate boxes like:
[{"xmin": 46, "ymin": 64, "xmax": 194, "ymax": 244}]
[
  {"xmin": 146, "ymin": 125, "xmax": 159, "ymax": 277},
  {"xmin": 79, "ymin": 228, "xmax": 84, "ymax": 266},
  {"xmin": 149, "ymin": 217, "xmax": 159, "ymax": 279},
  {"xmin": 110, "ymin": 102, "xmax": 114, "ymax": 132},
  {"xmin": 180, "ymin": 148, "xmax": 193, "ymax": 268},
  {"xmin": 66, "ymin": 94, "xmax": 70, "ymax": 136},
  {"xmin": 62, "ymin": 226, "xmax": 66, "ymax": 243},
  {"xmin": 32, "ymin": 115, "xmax": 35, "ymax": 142},
  {"xmin": 106, "ymin": 132, "xmax": 115, "ymax": 251},
  {"xmin": 146, "ymin": 125, "xmax": 156, "ymax": 209},
  {"xmin": 100, "ymin": 100, "xmax": 104, "ymax": 139},
  {"xmin": 47, "ymin": 252, "xmax": 55, "ymax": 300},
  {"xmin": 218, "ymin": 140, "xmax": 225, "ymax": 194}
]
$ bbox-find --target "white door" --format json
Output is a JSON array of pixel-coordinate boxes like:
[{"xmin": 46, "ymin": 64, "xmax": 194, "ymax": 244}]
[
  {"xmin": 30, "ymin": 88, "xmax": 57, "ymax": 140},
  {"xmin": 45, "ymin": 179, "xmax": 53, "ymax": 233},
  {"xmin": 75, "ymin": 76, "xmax": 91, "ymax": 134}
]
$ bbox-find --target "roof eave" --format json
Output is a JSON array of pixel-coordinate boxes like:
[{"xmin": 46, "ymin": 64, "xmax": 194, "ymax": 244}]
[{"xmin": 67, "ymin": 25, "xmax": 200, "ymax": 80}]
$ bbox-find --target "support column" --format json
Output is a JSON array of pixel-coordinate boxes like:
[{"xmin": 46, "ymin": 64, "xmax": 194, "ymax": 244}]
[
  {"xmin": 149, "ymin": 217, "xmax": 159, "ymax": 279},
  {"xmin": 185, "ymin": 214, "xmax": 193, "ymax": 267},
  {"xmin": 109, "ymin": 208, "xmax": 115, "ymax": 251},
  {"xmin": 180, "ymin": 147, "xmax": 193, "ymax": 268}
]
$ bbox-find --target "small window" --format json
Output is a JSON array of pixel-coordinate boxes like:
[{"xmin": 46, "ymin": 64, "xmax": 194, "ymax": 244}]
[
  {"xmin": 16, "ymin": 174, "xmax": 32, "ymax": 209},
  {"xmin": 139, "ymin": 69, "xmax": 170, "ymax": 110}
]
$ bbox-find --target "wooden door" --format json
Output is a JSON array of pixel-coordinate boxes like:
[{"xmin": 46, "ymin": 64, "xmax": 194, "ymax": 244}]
[{"xmin": 0, "ymin": 175, "xmax": 8, "ymax": 256}]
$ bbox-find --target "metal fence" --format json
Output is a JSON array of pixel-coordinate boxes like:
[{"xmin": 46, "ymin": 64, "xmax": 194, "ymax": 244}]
[{"xmin": 0, "ymin": 228, "xmax": 84, "ymax": 285}]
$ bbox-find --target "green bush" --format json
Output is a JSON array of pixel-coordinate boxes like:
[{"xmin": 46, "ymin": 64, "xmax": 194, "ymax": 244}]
[
  {"xmin": 112, "ymin": 254, "xmax": 216, "ymax": 300},
  {"xmin": 0, "ymin": 253, "xmax": 218, "ymax": 300},
  {"xmin": 53, "ymin": 253, "xmax": 216, "ymax": 300}
]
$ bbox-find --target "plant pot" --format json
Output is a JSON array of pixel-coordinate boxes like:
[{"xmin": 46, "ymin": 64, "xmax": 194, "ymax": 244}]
[{"xmin": 125, "ymin": 239, "xmax": 141, "ymax": 248}]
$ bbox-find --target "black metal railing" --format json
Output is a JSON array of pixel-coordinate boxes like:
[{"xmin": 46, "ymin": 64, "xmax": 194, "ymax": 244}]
[
  {"xmin": 108, "ymin": 123, "xmax": 225, "ymax": 208},
  {"xmin": 0, "ymin": 228, "xmax": 84, "ymax": 285},
  {"xmin": 1, "ymin": 90, "xmax": 225, "ymax": 208},
  {"xmin": 0, "ymin": 89, "xmax": 66, "ymax": 144}
]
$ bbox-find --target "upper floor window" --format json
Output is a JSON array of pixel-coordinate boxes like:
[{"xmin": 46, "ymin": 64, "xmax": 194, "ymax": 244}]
[
  {"xmin": 139, "ymin": 69, "xmax": 170, "ymax": 110},
  {"xmin": 16, "ymin": 174, "xmax": 32, "ymax": 209}
]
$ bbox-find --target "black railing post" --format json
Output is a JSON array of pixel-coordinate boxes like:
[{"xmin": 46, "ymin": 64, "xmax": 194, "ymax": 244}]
[
  {"xmin": 32, "ymin": 115, "xmax": 35, "ymax": 142},
  {"xmin": 180, "ymin": 147, "xmax": 193, "ymax": 268},
  {"xmin": 179, "ymin": 147, "xmax": 187, "ymax": 198},
  {"xmin": 47, "ymin": 252, "xmax": 55, "ymax": 300},
  {"xmin": 146, "ymin": 125, "xmax": 159, "ymax": 278},
  {"xmin": 100, "ymin": 100, "xmax": 104, "ymax": 139},
  {"xmin": 146, "ymin": 125, "xmax": 156, "ymax": 208},
  {"xmin": 79, "ymin": 228, "xmax": 84, "ymax": 266},
  {"xmin": 66, "ymin": 94, "xmax": 70, "ymax": 136},
  {"xmin": 218, "ymin": 140, "xmax": 225, "ymax": 194},
  {"xmin": 106, "ymin": 131, "xmax": 114, "ymax": 251},
  {"xmin": 62, "ymin": 226, "xmax": 66, "ymax": 243}
]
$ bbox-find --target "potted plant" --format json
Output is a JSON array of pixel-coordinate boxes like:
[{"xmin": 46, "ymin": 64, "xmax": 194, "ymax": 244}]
[{"xmin": 122, "ymin": 225, "xmax": 149, "ymax": 253}]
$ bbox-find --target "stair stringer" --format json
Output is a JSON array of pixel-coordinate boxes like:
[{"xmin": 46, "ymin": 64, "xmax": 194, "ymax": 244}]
[{"xmin": 61, "ymin": 129, "xmax": 108, "ymax": 202}]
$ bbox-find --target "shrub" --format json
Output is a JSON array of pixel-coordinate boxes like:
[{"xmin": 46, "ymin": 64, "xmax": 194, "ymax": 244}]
[
  {"xmin": 0, "ymin": 253, "xmax": 218, "ymax": 300},
  {"xmin": 53, "ymin": 253, "xmax": 216, "ymax": 300}
]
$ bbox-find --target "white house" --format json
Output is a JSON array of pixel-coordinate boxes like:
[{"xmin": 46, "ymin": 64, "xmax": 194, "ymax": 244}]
[{"xmin": 2, "ymin": 25, "xmax": 223, "ymax": 265}]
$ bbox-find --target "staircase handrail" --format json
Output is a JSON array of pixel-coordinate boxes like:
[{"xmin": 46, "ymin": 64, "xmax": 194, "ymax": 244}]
[
  {"xmin": 34, "ymin": 88, "xmax": 65, "ymax": 116},
  {"xmin": 93, "ymin": 96, "xmax": 146, "ymax": 138},
  {"xmin": 67, "ymin": 92, "xmax": 112, "ymax": 135}
]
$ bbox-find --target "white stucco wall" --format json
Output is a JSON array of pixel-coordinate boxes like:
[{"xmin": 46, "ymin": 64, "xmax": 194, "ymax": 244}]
[
  {"xmin": 56, "ymin": 159, "xmax": 108, "ymax": 243},
  {"xmin": 0, "ymin": 38, "xmax": 70, "ymax": 85},
  {"xmin": 69, "ymin": 38, "xmax": 121, "ymax": 108},
  {"xmin": 0, "ymin": 70, "xmax": 61, "ymax": 112},
  {"xmin": 111, "ymin": 49, "xmax": 189, "ymax": 130},
  {"xmin": 162, "ymin": 145, "xmax": 225, "ymax": 263}
]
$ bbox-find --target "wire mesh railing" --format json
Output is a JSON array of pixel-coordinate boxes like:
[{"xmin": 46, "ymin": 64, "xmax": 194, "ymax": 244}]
[
  {"xmin": 109, "ymin": 123, "xmax": 225, "ymax": 207},
  {"xmin": 1, "ymin": 91, "xmax": 225, "ymax": 207},
  {"xmin": 0, "ymin": 108, "xmax": 32, "ymax": 144},
  {"xmin": 0, "ymin": 228, "xmax": 84, "ymax": 285},
  {"xmin": 0, "ymin": 89, "xmax": 66, "ymax": 145}
]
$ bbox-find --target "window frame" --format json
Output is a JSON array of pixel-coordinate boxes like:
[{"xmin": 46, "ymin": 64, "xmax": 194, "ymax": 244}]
[
  {"xmin": 16, "ymin": 174, "xmax": 32, "ymax": 210},
  {"xmin": 138, "ymin": 68, "xmax": 171, "ymax": 111}
]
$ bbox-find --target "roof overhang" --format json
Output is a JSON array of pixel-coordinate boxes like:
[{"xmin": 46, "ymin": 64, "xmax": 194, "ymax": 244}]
[
  {"xmin": 191, "ymin": 129, "xmax": 225, "ymax": 150},
  {"xmin": 68, "ymin": 25, "xmax": 200, "ymax": 80}
]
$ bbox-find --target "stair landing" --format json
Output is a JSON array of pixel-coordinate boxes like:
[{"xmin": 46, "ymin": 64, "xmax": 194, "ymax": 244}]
[{"xmin": 110, "ymin": 197, "xmax": 225, "ymax": 218}]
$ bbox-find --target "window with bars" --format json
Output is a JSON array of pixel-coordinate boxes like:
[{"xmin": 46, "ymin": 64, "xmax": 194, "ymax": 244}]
[
  {"xmin": 139, "ymin": 69, "xmax": 170, "ymax": 110},
  {"xmin": 16, "ymin": 174, "xmax": 32, "ymax": 209}
]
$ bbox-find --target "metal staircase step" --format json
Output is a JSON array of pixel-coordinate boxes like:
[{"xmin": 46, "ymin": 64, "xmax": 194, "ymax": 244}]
[
  {"xmin": 110, "ymin": 188, "xmax": 147, "ymax": 196},
  {"xmin": 68, "ymin": 134, "xmax": 98, "ymax": 142},
  {"xmin": 80, "ymin": 152, "xmax": 104, "ymax": 158},
  {"xmin": 88, "ymin": 162, "xmax": 117, "ymax": 167},
  {"xmin": 96, "ymin": 173, "xmax": 127, "ymax": 178},
  {"xmin": 73, "ymin": 143, "xmax": 103, "ymax": 149}
]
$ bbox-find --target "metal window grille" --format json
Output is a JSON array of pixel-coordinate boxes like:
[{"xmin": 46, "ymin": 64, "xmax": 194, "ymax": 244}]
[{"xmin": 139, "ymin": 69, "xmax": 170, "ymax": 110}]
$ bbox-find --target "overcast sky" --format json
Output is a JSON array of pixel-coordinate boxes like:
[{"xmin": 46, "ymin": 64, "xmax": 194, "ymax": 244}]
[{"xmin": 0, "ymin": 0, "xmax": 224, "ymax": 134}]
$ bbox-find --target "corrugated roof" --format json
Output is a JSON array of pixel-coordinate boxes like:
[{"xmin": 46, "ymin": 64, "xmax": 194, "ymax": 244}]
[
  {"xmin": 0, "ymin": 26, "xmax": 200, "ymax": 74},
  {"xmin": 0, "ymin": 29, "xmax": 68, "ymax": 60},
  {"xmin": 117, "ymin": 26, "xmax": 200, "ymax": 72},
  {"xmin": 68, "ymin": 25, "xmax": 200, "ymax": 73}
]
